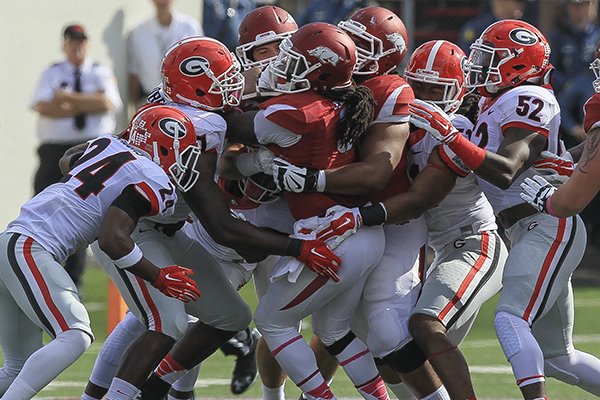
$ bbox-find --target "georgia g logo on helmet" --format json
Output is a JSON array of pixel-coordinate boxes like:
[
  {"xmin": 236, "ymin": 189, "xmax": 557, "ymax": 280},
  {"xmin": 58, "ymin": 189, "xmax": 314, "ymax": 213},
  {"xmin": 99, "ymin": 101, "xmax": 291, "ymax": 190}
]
[
  {"xmin": 509, "ymin": 28, "xmax": 539, "ymax": 46},
  {"xmin": 180, "ymin": 56, "xmax": 210, "ymax": 76},
  {"xmin": 159, "ymin": 117, "xmax": 188, "ymax": 139}
]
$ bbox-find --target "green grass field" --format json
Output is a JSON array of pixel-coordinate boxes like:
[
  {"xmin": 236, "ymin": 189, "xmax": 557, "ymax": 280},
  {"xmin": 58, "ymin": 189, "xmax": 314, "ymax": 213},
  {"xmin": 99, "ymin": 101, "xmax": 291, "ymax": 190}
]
[{"xmin": 4, "ymin": 265, "xmax": 600, "ymax": 400}]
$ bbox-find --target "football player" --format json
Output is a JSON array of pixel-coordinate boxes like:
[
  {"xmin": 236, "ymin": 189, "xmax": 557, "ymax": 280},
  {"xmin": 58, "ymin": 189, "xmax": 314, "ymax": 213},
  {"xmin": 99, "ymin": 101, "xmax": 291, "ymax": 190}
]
[
  {"xmin": 410, "ymin": 20, "xmax": 600, "ymax": 399},
  {"xmin": 228, "ymin": 22, "xmax": 389, "ymax": 400},
  {"xmin": 268, "ymin": 7, "xmax": 451, "ymax": 400},
  {"xmin": 315, "ymin": 39, "xmax": 508, "ymax": 400},
  {"xmin": 0, "ymin": 106, "xmax": 201, "ymax": 400}
]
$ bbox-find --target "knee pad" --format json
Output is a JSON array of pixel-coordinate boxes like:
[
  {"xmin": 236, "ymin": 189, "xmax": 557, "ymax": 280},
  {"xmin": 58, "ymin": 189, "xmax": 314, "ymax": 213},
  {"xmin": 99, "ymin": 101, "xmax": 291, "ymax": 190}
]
[
  {"xmin": 494, "ymin": 311, "xmax": 526, "ymax": 360},
  {"xmin": 59, "ymin": 329, "xmax": 92, "ymax": 355},
  {"xmin": 324, "ymin": 331, "xmax": 356, "ymax": 356},
  {"xmin": 380, "ymin": 340, "xmax": 426, "ymax": 374}
]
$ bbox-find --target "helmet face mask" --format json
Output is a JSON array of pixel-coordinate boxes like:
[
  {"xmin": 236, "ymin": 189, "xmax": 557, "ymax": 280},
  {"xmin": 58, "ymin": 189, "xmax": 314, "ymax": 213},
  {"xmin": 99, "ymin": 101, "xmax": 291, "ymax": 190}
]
[
  {"xmin": 237, "ymin": 173, "xmax": 281, "ymax": 204},
  {"xmin": 466, "ymin": 42, "xmax": 514, "ymax": 93},
  {"xmin": 268, "ymin": 38, "xmax": 312, "ymax": 93},
  {"xmin": 128, "ymin": 106, "xmax": 201, "ymax": 192}
]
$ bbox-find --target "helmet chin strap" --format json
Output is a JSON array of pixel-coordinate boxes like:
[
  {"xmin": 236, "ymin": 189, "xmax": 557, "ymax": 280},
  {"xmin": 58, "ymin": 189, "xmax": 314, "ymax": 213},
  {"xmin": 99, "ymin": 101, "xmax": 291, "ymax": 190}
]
[{"xmin": 152, "ymin": 142, "xmax": 161, "ymax": 166}]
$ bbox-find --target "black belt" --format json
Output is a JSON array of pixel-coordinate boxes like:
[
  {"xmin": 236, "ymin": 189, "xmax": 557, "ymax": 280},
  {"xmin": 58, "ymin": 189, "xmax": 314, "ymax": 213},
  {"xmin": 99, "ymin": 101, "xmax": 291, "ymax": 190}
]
[{"xmin": 498, "ymin": 203, "xmax": 538, "ymax": 229}]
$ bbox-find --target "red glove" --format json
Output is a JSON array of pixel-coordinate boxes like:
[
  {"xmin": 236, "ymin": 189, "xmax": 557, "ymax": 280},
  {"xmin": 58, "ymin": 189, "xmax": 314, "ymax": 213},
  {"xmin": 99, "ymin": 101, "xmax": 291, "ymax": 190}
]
[
  {"xmin": 408, "ymin": 99, "xmax": 459, "ymax": 144},
  {"xmin": 315, "ymin": 206, "xmax": 362, "ymax": 249},
  {"xmin": 533, "ymin": 150, "xmax": 574, "ymax": 184},
  {"xmin": 297, "ymin": 240, "xmax": 341, "ymax": 282},
  {"xmin": 152, "ymin": 265, "xmax": 201, "ymax": 303}
]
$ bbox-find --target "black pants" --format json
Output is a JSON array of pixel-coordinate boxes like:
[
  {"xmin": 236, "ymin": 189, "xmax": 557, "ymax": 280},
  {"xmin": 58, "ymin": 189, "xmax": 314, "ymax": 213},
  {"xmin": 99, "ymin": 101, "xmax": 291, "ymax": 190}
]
[{"xmin": 34, "ymin": 142, "xmax": 87, "ymax": 288}]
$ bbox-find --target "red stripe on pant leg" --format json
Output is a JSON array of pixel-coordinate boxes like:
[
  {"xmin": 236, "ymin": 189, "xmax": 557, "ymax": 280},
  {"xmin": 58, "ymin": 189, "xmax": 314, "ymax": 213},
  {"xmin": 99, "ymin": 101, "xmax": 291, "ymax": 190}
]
[
  {"xmin": 135, "ymin": 276, "xmax": 162, "ymax": 332},
  {"xmin": 438, "ymin": 232, "xmax": 490, "ymax": 321},
  {"xmin": 23, "ymin": 237, "xmax": 70, "ymax": 332},
  {"xmin": 418, "ymin": 245, "xmax": 426, "ymax": 283},
  {"xmin": 339, "ymin": 349, "xmax": 370, "ymax": 366},
  {"xmin": 523, "ymin": 218, "xmax": 566, "ymax": 322},
  {"xmin": 272, "ymin": 334, "xmax": 303, "ymax": 356},
  {"xmin": 280, "ymin": 275, "xmax": 328, "ymax": 311}
]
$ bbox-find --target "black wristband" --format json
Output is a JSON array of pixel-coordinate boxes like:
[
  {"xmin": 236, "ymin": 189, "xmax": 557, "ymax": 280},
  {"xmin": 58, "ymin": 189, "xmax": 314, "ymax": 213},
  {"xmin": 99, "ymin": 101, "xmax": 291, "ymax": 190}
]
[
  {"xmin": 359, "ymin": 203, "xmax": 387, "ymax": 226},
  {"xmin": 286, "ymin": 238, "xmax": 303, "ymax": 257},
  {"xmin": 304, "ymin": 168, "xmax": 319, "ymax": 192}
]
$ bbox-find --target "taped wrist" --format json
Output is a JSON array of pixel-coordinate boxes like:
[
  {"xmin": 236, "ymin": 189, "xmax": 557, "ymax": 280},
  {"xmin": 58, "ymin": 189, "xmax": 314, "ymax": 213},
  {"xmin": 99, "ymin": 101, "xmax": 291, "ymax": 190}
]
[
  {"xmin": 112, "ymin": 243, "xmax": 143, "ymax": 269},
  {"xmin": 447, "ymin": 133, "xmax": 486, "ymax": 170},
  {"xmin": 359, "ymin": 202, "xmax": 387, "ymax": 226}
]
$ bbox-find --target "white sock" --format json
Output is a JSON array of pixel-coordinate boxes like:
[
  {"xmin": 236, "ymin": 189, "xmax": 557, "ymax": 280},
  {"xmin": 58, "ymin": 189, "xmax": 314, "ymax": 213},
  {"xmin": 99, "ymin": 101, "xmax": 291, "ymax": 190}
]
[
  {"xmin": 545, "ymin": 350, "xmax": 600, "ymax": 395},
  {"xmin": 2, "ymin": 329, "xmax": 91, "ymax": 399},
  {"xmin": 420, "ymin": 385, "xmax": 450, "ymax": 400},
  {"xmin": 88, "ymin": 312, "xmax": 144, "ymax": 389},
  {"xmin": 0, "ymin": 356, "xmax": 25, "ymax": 396},
  {"xmin": 169, "ymin": 364, "xmax": 201, "ymax": 397},
  {"xmin": 106, "ymin": 377, "xmax": 140, "ymax": 400},
  {"xmin": 262, "ymin": 383, "xmax": 286, "ymax": 400},
  {"xmin": 386, "ymin": 382, "xmax": 416, "ymax": 399},
  {"xmin": 81, "ymin": 394, "xmax": 99, "ymax": 400}
]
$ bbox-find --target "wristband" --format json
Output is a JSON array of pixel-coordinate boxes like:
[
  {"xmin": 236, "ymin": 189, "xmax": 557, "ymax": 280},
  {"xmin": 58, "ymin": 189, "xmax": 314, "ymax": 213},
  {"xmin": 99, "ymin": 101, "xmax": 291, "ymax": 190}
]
[
  {"xmin": 316, "ymin": 170, "xmax": 327, "ymax": 192},
  {"xmin": 286, "ymin": 238, "xmax": 303, "ymax": 257},
  {"xmin": 359, "ymin": 202, "xmax": 387, "ymax": 226},
  {"xmin": 112, "ymin": 243, "xmax": 143, "ymax": 269},
  {"xmin": 447, "ymin": 134, "xmax": 486, "ymax": 170}
]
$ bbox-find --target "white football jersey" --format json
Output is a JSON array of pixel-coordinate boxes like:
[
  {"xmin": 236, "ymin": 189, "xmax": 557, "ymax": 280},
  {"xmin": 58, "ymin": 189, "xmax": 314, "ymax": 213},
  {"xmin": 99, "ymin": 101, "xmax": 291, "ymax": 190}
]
[
  {"xmin": 470, "ymin": 85, "xmax": 561, "ymax": 213},
  {"xmin": 145, "ymin": 87, "xmax": 228, "ymax": 224},
  {"xmin": 6, "ymin": 136, "xmax": 177, "ymax": 262},
  {"xmin": 410, "ymin": 114, "xmax": 497, "ymax": 251}
]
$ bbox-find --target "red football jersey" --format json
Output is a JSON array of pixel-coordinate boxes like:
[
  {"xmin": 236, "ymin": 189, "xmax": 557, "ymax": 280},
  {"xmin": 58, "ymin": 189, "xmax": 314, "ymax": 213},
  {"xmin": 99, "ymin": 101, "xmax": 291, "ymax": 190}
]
[
  {"xmin": 259, "ymin": 92, "xmax": 363, "ymax": 219},
  {"xmin": 357, "ymin": 74, "xmax": 413, "ymax": 204},
  {"xmin": 584, "ymin": 92, "xmax": 600, "ymax": 133}
]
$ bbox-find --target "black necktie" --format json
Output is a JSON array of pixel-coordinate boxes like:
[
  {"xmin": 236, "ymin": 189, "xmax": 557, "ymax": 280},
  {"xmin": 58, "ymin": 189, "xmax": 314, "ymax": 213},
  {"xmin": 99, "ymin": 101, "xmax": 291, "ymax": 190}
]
[{"xmin": 74, "ymin": 69, "xmax": 86, "ymax": 130}]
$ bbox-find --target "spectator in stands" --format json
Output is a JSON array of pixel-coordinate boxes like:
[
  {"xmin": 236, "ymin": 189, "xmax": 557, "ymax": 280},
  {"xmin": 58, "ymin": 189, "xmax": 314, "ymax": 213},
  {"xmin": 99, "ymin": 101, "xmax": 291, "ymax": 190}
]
[
  {"xmin": 458, "ymin": 0, "xmax": 527, "ymax": 52},
  {"xmin": 558, "ymin": 69, "xmax": 595, "ymax": 147},
  {"xmin": 203, "ymin": 0, "xmax": 256, "ymax": 50},
  {"xmin": 297, "ymin": 0, "xmax": 377, "ymax": 25},
  {"xmin": 128, "ymin": 0, "xmax": 201, "ymax": 109},
  {"xmin": 548, "ymin": 0, "xmax": 600, "ymax": 93}
]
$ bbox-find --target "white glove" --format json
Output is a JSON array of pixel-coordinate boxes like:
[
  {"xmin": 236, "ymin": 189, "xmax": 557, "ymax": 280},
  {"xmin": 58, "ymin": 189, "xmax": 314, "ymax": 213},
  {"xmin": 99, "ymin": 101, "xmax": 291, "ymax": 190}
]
[
  {"xmin": 235, "ymin": 147, "xmax": 275, "ymax": 177},
  {"xmin": 520, "ymin": 175, "xmax": 557, "ymax": 214},
  {"xmin": 256, "ymin": 67, "xmax": 280, "ymax": 98},
  {"xmin": 272, "ymin": 157, "xmax": 325, "ymax": 192}
]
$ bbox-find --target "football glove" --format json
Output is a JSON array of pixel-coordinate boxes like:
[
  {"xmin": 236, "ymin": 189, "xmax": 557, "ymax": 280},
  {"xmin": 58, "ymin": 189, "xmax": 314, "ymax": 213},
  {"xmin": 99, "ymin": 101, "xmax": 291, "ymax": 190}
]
[
  {"xmin": 520, "ymin": 175, "xmax": 557, "ymax": 214},
  {"xmin": 272, "ymin": 157, "xmax": 323, "ymax": 193},
  {"xmin": 297, "ymin": 240, "xmax": 341, "ymax": 282},
  {"xmin": 152, "ymin": 265, "xmax": 201, "ymax": 303},
  {"xmin": 533, "ymin": 150, "xmax": 574, "ymax": 184},
  {"xmin": 409, "ymin": 99, "xmax": 459, "ymax": 144},
  {"xmin": 314, "ymin": 206, "xmax": 362, "ymax": 250}
]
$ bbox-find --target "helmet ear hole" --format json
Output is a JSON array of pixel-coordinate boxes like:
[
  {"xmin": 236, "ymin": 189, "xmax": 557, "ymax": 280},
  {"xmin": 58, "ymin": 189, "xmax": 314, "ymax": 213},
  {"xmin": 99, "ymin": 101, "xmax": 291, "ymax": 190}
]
[
  {"xmin": 319, "ymin": 73, "xmax": 331, "ymax": 81},
  {"xmin": 160, "ymin": 146, "xmax": 169, "ymax": 157},
  {"xmin": 196, "ymin": 89, "xmax": 206, "ymax": 97}
]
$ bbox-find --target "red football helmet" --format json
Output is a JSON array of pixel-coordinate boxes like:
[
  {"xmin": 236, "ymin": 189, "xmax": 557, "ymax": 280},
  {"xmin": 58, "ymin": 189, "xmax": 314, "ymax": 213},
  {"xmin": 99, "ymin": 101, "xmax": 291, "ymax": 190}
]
[
  {"xmin": 590, "ymin": 39, "xmax": 600, "ymax": 93},
  {"xmin": 466, "ymin": 19, "xmax": 551, "ymax": 96},
  {"xmin": 405, "ymin": 40, "xmax": 467, "ymax": 113},
  {"xmin": 161, "ymin": 37, "xmax": 244, "ymax": 111},
  {"xmin": 268, "ymin": 22, "xmax": 357, "ymax": 93},
  {"xmin": 236, "ymin": 6, "xmax": 298, "ymax": 70},
  {"xmin": 128, "ymin": 105, "xmax": 201, "ymax": 192},
  {"xmin": 338, "ymin": 6, "xmax": 408, "ymax": 77},
  {"xmin": 238, "ymin": 173, "xmax": 281, "ymax": 204}
]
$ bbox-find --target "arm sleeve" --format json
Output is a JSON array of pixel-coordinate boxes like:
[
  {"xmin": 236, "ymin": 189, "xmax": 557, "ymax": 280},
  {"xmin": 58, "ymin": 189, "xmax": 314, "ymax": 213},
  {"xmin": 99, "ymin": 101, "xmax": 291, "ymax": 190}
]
[
  {"xmin": 254, "ymin": 109, "xmax": 302, "ymax": 147},
  {"xmin": 111, "ymin": 184, "xmax": 152, "ymax": 221}
]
